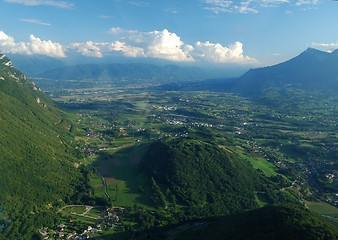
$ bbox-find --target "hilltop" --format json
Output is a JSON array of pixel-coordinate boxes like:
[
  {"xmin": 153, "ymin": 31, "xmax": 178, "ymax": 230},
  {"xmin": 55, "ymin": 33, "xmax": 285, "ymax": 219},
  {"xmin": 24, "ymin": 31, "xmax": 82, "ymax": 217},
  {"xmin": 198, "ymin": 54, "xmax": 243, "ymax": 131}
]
[{"xmin": 142, "ymin": 138, "xmax": 297, "ymax": 217}]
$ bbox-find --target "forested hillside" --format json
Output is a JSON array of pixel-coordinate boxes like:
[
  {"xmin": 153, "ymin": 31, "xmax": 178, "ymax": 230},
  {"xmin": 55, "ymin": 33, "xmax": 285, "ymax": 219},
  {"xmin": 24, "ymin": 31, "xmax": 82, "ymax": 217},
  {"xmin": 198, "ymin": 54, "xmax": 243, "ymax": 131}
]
[
  {"xmin": 0, "ymin": 54, "xmax": 89, "ymax": 239},
  {"xmin": 143, "ymin": 138, "xmax": 297, "ymax": 217},
  {"xmin": 172, "ymin": 204, "xmax": 338, "ymax": 240}
]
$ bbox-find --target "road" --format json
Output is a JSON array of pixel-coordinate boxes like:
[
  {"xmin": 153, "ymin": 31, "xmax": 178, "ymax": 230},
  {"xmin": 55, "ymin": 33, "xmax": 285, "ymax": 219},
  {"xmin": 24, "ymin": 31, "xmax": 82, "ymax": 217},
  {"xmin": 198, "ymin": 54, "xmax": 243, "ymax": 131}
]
[
  {"xmin": 83, "ymin": 157, "xmax": 110, "ymax": 199},
  {"xmin": 58, "ymin": 204, "xmax": 98, "ymax": 213}
]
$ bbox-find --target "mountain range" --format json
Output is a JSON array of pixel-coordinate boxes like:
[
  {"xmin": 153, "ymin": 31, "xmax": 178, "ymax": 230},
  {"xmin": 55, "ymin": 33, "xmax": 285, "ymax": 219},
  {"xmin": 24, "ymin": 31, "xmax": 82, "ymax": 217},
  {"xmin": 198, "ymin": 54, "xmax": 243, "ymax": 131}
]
[
  {"xmin": 232, "ymin": 48, "xmax": 338, "ymax": 95},
  {"xmin": 12, "ymin": 48, "xmax": 337, "ymax": 96},
  {"xmin": 160, "ymin": 48, "xmax": 338, "ymax": 98}
]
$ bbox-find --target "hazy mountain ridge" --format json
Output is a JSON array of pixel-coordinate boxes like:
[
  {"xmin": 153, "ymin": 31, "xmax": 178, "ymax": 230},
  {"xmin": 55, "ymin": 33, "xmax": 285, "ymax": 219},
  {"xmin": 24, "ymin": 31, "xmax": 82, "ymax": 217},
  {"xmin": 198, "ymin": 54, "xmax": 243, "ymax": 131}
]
[
  {"xmin": 159, "ymin": 48, "xmax": 338, "ymax": 97},
  {"xmin": 32, "ymin": 63, "xmax": 209, "ymax": 90},
  {"xmin": 233, "ymin": 48, "xmax": 338, "ymax": 95}
]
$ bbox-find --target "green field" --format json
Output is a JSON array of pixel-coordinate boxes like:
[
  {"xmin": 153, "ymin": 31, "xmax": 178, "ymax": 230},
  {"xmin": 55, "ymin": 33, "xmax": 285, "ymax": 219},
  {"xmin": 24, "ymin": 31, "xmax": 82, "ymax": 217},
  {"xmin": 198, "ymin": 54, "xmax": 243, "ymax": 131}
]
[
  {"xmin": 232, "ymin": 147, "xmax": 279, "ymax": 177},
  {"xmin": 306, "ymin": 201, "xmax": 338, "ymax": 218},
  {"xmin": 92, "ymin": 144, "xmax": 156, "ymax": 210},
  {"xmin": 59, "ymin": 205, "xmax": 105, "ymax": 224},
  {"xmin": 306, "ymin": 201, "xmax": 338, "ymax": 228}
]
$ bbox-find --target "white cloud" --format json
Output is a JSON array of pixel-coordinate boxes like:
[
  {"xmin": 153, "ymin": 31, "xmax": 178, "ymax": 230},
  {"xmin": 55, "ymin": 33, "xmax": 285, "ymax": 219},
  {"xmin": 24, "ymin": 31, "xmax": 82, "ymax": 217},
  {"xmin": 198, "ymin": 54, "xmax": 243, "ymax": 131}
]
[
  {"xmin": 68, "ymin": 40, "xmax": 146, "ymax": 58},
  {"xmin": 0, "ymin": 31, "xmax": 66, "ymax": 58},
  {"xmin": 109, "ymin": 41, "xmax": 145, "ymax": 58},
  {"xmin": 69, "ymin": 28, "xmax": 254, "ymax": 64},
  {"xmin": 128, "ymin": 1, "xmax": 149, "ymax": 7},
  {"xmin": 4, "ymin": 0, "xmax": 74, "ymax": 8},
  {"xmin": 194, "ymin": 41, "xmax": 256, "ymax": 63},
  {"xmin": 296, "ymin": 0, "xmax": 318, "ymax": 5},
  {"xmin": 98, "ymin": 15, "xmax": 113, "ymax": 19},
  {"xmin": 68, "ymin": 41, "xmax": 104, "ymax": 58},
  {"xmin": 108, "ymin": 27, "xmax": 138, "ymax": 35},
  {"xmin": 71, "ymin": 29, "xmax": 194, "ymax": 62},
  {"xmin": 202, "ymin": 0, "xmax": 319, "ymax": 14},
  {"xmin": 0, "ymin": 28, "xmax": 255, "ymax": 64},
  {"xmin": 165, "ymin": 9, "xmax": 180, "ymax": 14},
  {"xmin": 137, "ymin": 29, "xmax": 195, "ymax": 62},
  {"xmin": 19, "ymin": 18, "xmax": 51, "ymax": 26},
  {"xmin": 312, "ymin": 42, "xmax": 338, "ymax": 52}
]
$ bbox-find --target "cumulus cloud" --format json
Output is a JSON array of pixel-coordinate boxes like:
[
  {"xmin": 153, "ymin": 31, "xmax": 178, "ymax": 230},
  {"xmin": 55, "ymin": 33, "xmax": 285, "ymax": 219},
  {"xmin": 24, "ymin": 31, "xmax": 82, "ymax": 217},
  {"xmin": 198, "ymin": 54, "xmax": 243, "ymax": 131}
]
[
  {"xmin": 72, "ymin": 28, "xmax": 195, "ymax": 62},
  {"xmin": 0, "ymin": 30, "xmax": 66, "ymax": 58},
  {"xmin": 68, "ymin": 40, "xmax": 146, "ymax": 58},
  {"xmin": 0, "ymin": 28, "xmax": 255, "ymax": 63},
  {"xmin": 109, "ymin": 41, "xmax": 146, "ymax": 58},
  {"xmin": 134, "ymin": 29, "xmax": 195, "ymax": 62},
  {"xmin": 70, "ymin": 27, "xmax": 254, "ymax": 64},
  {"xmin": 194, "ymin": 41, "xmax": 256, "ymax": 63},
  {"xmin": 19, "ymin": 18, "xmax": 51, "ymax": 26},
  {"xmin": 202, "ymin": 0, "xmax": 318, "ymax": 14},
  {"xmin": 4, "ymin": 0, "xmax": 74, "ymax": 8},
  {"xmin": 68, "ymin": 41, "xmax": 104, "ymax": 58}
]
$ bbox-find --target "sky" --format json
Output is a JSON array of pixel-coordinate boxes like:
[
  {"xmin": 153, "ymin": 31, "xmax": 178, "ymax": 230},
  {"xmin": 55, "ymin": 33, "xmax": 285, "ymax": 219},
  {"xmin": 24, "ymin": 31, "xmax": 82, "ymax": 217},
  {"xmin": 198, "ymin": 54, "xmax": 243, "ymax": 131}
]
[{"xmin": 0, "ymin": 0, "xmax": 338, "ymax": 67}]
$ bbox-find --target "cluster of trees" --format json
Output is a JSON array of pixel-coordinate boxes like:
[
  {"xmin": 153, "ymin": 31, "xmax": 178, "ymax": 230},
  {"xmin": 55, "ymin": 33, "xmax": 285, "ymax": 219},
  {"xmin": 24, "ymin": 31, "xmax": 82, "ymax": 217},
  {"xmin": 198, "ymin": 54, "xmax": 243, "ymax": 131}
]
[
  {"xmin": 143, "ymin": 138, "xmax": 297, "ymax": 219},
  {"xmin": 173, "ymin": 204, "xmax": 338, "ymax": 240}
]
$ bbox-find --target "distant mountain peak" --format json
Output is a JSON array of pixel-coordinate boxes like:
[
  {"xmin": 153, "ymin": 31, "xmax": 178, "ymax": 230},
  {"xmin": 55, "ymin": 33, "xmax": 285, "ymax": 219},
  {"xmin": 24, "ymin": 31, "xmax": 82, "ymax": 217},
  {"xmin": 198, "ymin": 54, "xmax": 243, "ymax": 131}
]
[
  {"xmin": 330, "ymin": 48, "xmax": 338, "ymax": 56},
  {"xmin": 232, "ymin": 47, "xmax": 338, "ymax": 95},
  {"xmin": 304, "ymin": 47, "xmax": 323, "ymax": 53},
  {"xmin": 293, "ymin": 47, "xmax": 331, "ymax": 63}
]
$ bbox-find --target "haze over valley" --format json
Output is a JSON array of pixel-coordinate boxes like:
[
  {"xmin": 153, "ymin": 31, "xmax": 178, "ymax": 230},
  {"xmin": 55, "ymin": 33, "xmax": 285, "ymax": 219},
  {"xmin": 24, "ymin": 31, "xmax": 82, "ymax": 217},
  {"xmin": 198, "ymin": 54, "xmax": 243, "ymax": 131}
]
[{"xmin": 0, "ymin": 0, "xmax": 338, "ymax": 239}]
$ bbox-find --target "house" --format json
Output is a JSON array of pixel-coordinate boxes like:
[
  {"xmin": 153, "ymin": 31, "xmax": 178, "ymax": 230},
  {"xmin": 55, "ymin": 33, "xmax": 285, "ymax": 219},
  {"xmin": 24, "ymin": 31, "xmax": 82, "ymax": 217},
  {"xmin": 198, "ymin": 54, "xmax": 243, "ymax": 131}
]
[
  {"xmin": 57, "ymin": 224, "xmax": 66, "ymax": 231},
  {"xmin": 56, "ymin": 231, "xmax": 65, "ymax": 237},
  {"xmin": 38, "ymin": 227, "xmax": 48, "ymax": 237}
]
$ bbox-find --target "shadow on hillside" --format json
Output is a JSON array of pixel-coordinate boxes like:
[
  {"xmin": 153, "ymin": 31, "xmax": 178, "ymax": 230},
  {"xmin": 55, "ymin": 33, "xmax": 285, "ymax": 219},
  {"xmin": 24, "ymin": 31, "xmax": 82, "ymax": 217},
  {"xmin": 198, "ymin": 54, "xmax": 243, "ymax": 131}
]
[{"xmin": 92, "ymin": 143, "xmax": 155, "ymax": 209}]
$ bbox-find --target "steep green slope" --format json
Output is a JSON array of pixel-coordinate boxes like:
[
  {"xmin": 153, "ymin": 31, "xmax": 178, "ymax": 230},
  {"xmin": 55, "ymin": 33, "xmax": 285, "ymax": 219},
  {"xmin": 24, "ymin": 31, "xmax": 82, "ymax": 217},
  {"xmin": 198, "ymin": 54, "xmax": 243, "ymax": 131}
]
[
  {"xmin": 172, "ymin": 204, "xmax": 338, "ymax": 240},
  {"xmin": 0, "ymin": 54, "xmax": 88, "ymax": 239},
  {"xmin": 143, "ymin": 138, "xmax": 295, "ymax": 217}
]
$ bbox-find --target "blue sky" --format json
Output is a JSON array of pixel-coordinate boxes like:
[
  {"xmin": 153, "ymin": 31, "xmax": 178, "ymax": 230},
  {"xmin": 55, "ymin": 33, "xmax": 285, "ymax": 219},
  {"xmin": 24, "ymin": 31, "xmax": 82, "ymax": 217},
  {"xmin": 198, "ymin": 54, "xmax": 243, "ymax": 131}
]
[{"xmin": 0, "ymin": 0, "xmax": 337, "ymax": 66}]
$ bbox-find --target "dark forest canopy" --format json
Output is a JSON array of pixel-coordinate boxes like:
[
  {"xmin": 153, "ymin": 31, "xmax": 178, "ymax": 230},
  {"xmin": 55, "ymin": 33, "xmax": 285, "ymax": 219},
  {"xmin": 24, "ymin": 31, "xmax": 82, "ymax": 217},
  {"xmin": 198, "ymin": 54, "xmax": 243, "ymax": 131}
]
[
  {"xmin": 171, "ymin": 204, "xmax": 338, "ymax": 240},
  {"xmin": 142, "ymin": 138, "xmax": 297, "ymax": 217}
]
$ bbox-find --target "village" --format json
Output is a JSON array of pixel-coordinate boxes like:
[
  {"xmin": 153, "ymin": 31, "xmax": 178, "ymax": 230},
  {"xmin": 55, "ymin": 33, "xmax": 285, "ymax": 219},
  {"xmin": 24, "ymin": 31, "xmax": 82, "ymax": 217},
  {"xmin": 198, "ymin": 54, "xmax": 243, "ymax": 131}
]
[{"xmin": 38, "ymin": 206, "xmax": 124, "ymax": 240}]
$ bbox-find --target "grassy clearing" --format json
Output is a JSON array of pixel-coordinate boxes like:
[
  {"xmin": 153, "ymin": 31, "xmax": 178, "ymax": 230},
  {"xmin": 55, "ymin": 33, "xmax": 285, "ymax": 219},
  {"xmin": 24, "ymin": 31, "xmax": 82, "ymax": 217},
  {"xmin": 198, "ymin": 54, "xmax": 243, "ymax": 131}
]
[
  {"xmin": 306, "ymin": 201, "xmax": 338, "ymax": 228},
  {"xmin": 60, "ymin": 206, "xmax": 104, "ymax": 224},
  {"xmin": 306, "ymin": 201, "xmax": 338, "ymax": 218},
  {"xmin": 248, "ymin": 158, "xmax": 278, "ymax": 177},
  {"xmin": 61, "ymin": 206, "xmax": 87, "ymax": 215},
  {"xmin": 233, "ymin": 147, "xmax": 278, "ymax": 177},
  {"xmin": 255, "ymin": 193, "xmax": 269, "ymax": 207},
  {"xmin": 92, "ymin": 144, "xmax": 156, "ymax": 210}
]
